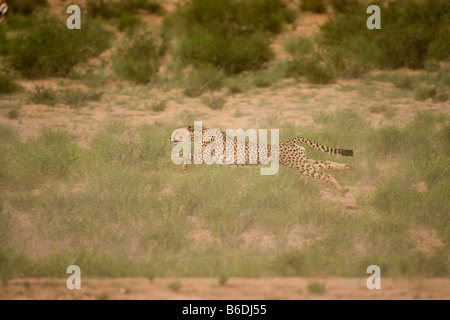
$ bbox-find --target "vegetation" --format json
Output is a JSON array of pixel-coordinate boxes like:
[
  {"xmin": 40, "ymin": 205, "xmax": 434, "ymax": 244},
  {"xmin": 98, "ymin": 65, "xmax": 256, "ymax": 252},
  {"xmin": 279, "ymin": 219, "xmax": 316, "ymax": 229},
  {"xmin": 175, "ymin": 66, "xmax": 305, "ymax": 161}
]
[
  {"xmin": 30, "ymin": 86, "xmax": 103, "ymax": 108},
  {"xmin": 8, "ymin": 14, "xmax": 113, "ymax": 78},
  {"xmin": 86, "ymin": 0, "xmax": 164, "ymax": 19},
  {"xmin": 113, "ymin": 31, "xmax": 163, "ymax": 84},
  {"xmin": 318, "ymin": 0, "xmax": 450, "ymax": 77},
  {"xmin": 164, "ymin": 0, "xmax": 295, "ymax": 74},
  {"xmin": 0, "ymin": 73, "xmax": 22, "ymax": 95}
]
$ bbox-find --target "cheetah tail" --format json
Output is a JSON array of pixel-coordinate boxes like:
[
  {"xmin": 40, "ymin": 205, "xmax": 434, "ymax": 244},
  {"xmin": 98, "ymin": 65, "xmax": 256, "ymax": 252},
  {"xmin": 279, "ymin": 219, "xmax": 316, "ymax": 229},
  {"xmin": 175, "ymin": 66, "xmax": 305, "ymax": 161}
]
[{"xmin": 289, "ymin": 137, "xmax": 354, "ymax": 157}]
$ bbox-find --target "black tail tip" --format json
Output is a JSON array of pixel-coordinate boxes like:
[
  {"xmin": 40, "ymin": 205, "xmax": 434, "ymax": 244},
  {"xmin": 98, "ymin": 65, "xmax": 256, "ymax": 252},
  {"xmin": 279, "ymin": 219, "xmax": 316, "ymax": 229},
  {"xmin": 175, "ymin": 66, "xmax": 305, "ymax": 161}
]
[{"xmin": 342, "ymin": 149, "xmax": 354, "ymax": 157}]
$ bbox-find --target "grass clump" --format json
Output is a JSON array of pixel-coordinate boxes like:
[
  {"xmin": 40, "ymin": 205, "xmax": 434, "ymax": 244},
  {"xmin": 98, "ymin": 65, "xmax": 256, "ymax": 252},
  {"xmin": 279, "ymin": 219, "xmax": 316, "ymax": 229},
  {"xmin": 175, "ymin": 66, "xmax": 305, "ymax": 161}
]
[
  {"xmin": 7, "ymin": 109, "xmax": 20, "ymax": 120},
  {"xmin": 9, "ymin": 14, "xmax": 113, "ymax": 78},
  {"xmin": 30, "ymin": 87, "xmax": 58, "ymax": 106},
  {"xmin": 117, "ymin": 13, "xmax": 143, "ymax": 32},
  {"xmin": 201, "ymin": 93, "xmax": 227, "ymax": 110},
  {"xmin": 113, "ymin": 31, "xmax": 163, "ymax": 84},
  {"xmin": 306, "ymin": 281, "xmax": 326, "ymax": 294},
  {"xmin": 168, "ymin": 280, "xmax": 182, "ymax": 292},
  {"xmin": 151, "ymin": 99, "xmax": 167, "ymax": 112},
  {"xmin": 183, "ymin": 66, "xmax": 224, "ymax": 97},
  {"xmin": 0, "ymin": 73, "xmax": 22, "ymax": 95},
  {"xmin": 414, "ymin": 85, "xmax": 437, "ymax": 101},
  {"xmin": 30, "ymin": 86, "xmax": 103, "ymax": 108}
]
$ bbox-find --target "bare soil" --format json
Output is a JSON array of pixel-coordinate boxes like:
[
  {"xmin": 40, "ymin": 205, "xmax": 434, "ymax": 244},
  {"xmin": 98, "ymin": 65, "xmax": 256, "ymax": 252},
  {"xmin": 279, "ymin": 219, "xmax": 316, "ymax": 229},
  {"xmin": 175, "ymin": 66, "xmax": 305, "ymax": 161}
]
[{"xmin": 1, "ymin": 277, "xmax": 449, "ymax": 300}]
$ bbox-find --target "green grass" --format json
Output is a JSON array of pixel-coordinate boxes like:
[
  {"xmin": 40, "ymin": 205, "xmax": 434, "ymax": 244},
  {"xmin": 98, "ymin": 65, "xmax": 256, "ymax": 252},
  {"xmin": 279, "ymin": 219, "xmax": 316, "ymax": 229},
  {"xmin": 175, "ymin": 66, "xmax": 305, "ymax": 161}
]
[{"xmin": 0, "ymin": 110, "xmax": 449, "ymax": 281}]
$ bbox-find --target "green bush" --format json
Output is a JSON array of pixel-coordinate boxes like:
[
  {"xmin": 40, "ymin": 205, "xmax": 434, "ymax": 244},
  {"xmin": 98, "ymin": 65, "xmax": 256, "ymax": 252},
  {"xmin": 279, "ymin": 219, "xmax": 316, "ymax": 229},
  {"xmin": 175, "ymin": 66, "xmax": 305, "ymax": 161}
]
[
  {"xmin": 179, "ymin": 31, "xmax": 274, "ymax": 74},
  {"xmin": 285, "ymin": 37, "xmax": 336, "ymax": 84},
  {"xmin": 9, "ymin": 14, "xmax": 113, "ymax": 78},
  {"xmin": 320, "ymin": 0, "xmax": 450, "ymax": 73},
  {"xmin": 166, "ymin": 0, "xmax": 293, "ymax": 73},
  {"xmin": 113, "ymin": 32, "xmax": 163, "ymax": 84}
]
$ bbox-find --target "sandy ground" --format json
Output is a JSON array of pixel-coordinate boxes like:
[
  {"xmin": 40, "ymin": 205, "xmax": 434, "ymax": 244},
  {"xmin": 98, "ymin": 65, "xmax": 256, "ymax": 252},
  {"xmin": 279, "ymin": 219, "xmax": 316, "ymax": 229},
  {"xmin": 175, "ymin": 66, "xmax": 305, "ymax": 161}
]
[{"xmin": 1, "ymin": 277, "xmax": 449, "ymax": 300}]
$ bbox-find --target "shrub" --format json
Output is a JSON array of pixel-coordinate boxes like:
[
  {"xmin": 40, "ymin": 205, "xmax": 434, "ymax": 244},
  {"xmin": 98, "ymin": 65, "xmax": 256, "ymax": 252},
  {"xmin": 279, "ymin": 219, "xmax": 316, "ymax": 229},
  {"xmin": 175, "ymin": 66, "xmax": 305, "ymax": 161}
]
[
  {"xmin": 30, "ymin": 86, "xmax": 58, "ymax": 106},
  {"xmin": 300, "ymin": 0, "xmax": 326, "ymax": 13},
  {"xmin": 166, "ymin": 0, "xmax": 293, "ymax": 73},
  {"xmin": 0, "ymin": 74, "xmax": 22, "ymax": 95},
  {"xmin": 320, "ymin": 0, "xmax": 450, "ymax": 72},
  {"xmin": 307, "ymin": 281, "xmax": 326, "ymax": 294},
  {"xmin": 113, "ymin": 32, "xmax": 163, "ymax": 84},
  {"xmin": 9, "ymin": 14, "xmax": 113, "ymax": 78},
  {"xmin": 117, "ymin": 13, "xmax": 142, "ymax": 32},
  {"xmin": 8, "ymin": 0, "xmax": 48, "ymax": 16},
  {"xmin": 183, "ymin": 66, "xmax": 224, "ymax": 97},
  {"xmin": 86, "ymin": 0, "xmax": 164, "ymax": 19},
  {"xmin": 86, "ymin": 0, "xmax": 119, "ymax": 19},
  {"xmin": 180, "ymin": 32, "xmax": 274, "ymax": 74},
  {"xmin": 117, "ymin": 0, "xmax": 164, "ymax": 15},
  {"xmin": 201, "ymin": 93, "xmax": 227, "ymax": 110},
  {"xmin": 433, "ymin": 89, "xmax": 449, "ymax": 103},
  {"xmin": 393, "ymin": 74, "xmax": 416, "ymax": 90},
  {"xmin": 151, "ymin": 99, "xmax": 167, "ymax": 112},
  {"xmin": 330, "ymin": 0, "xmax": 360, "ymax": 14},
  {"xmin": 414, "ymin": 85, "xmax": 437, "ymax": 101},
  {"xmin": 285, "ymin": 38, "xmax": 336, "ymax": 84},
  {"xmin": 30, "ymin": 86, "xmax": 103, "ymax": 108},
  {"xmin": 7, "ymin": 109, "xmax": 20, "ymax": 120}
]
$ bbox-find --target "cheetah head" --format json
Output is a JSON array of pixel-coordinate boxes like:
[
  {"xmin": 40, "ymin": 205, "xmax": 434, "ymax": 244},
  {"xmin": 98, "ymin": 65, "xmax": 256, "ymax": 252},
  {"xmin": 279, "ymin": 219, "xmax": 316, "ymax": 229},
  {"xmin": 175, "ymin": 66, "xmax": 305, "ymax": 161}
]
[{"xmin": 170, "ymin": 125, "xmax": 194, "ymax": 144}]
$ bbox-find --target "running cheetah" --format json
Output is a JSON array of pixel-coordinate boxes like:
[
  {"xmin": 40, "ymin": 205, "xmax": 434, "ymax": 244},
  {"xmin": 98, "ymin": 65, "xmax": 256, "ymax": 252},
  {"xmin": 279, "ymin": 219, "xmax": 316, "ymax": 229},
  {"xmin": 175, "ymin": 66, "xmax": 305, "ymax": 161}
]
[{"xmin": 171, "ymin": 125, "xmax": 355, "ymax": 193}]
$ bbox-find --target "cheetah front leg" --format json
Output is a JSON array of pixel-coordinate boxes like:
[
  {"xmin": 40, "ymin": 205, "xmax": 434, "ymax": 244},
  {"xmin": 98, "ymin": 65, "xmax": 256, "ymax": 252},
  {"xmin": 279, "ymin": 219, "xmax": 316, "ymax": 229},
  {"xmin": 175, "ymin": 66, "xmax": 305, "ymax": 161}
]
[{"xmin": 301, "ymin": 163, "xmax": 350, "ymax": 194}]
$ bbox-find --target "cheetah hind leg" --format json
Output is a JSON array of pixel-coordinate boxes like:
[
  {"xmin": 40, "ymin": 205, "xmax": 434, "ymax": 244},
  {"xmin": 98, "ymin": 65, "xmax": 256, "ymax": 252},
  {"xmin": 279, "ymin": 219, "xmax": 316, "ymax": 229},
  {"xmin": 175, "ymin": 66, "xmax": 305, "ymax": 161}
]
[
  {"xmin": 291, "ymin": 145, "xmax": 351, "ymax": 193},
  {"xmin": 308, "ymin": 159, "xmax": 356, "ymax": 170}
]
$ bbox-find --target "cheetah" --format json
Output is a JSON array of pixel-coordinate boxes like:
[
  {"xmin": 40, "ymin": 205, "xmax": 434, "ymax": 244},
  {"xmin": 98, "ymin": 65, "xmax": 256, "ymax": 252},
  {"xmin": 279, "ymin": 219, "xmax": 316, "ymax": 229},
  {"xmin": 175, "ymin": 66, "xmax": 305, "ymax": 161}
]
[{"xmin": 170, "ymin": 125, "xmax": 355, "ymax": 193}]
